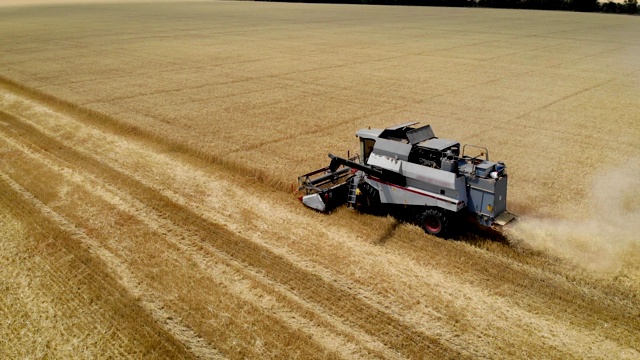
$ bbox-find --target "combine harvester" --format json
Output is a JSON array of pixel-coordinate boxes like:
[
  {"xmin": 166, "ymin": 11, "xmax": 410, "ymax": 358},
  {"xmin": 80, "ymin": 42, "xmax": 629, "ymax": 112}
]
[{"xmin": 298, "ymin": 122, "xmax": 516, "ymax": 237}]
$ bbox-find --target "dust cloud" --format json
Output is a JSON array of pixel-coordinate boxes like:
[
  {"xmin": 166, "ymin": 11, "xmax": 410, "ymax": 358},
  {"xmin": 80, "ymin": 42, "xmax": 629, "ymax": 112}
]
[{"xmin": 507, "ymin": 161, "xmax": 640, "ymax": 273}]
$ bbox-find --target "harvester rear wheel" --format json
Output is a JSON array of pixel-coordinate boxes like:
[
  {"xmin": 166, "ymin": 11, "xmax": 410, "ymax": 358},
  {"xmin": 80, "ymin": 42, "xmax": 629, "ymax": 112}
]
[{"xmin": 421, "ymin": 209, "xmax": 449, "ymax": 236}]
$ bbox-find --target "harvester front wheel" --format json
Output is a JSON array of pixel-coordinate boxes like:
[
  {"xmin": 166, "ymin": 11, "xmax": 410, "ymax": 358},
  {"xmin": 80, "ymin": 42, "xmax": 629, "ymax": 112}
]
[
  {"xmin": 421, "ymin": 209, "xmax": 449, "ymax": 236},
  {"xmin": 356, "ymin": 182, "xmax": 381, "ymax": 214}
]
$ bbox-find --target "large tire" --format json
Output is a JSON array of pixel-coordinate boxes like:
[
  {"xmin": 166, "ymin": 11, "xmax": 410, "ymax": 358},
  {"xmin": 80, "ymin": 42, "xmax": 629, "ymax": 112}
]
[
  {"xmin": 421, "ymin": 208, "xmax": 450, "ymax": 237},
  {"xmin": 355, "ymin": 182, "xmax": 380, "ymax": 214}
]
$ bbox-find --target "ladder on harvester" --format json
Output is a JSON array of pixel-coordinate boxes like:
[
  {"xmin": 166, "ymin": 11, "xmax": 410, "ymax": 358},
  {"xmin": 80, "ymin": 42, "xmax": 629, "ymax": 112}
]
[{"xmin": 347, "ymin": 172, "xmax": 363, "ymax": 209}]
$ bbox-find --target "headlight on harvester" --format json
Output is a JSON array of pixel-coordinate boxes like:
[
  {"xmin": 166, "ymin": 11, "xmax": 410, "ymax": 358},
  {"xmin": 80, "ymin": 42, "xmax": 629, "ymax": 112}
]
[{"xmin": 490, "ymin": 171, "xmax": 498, "ymax": 179}]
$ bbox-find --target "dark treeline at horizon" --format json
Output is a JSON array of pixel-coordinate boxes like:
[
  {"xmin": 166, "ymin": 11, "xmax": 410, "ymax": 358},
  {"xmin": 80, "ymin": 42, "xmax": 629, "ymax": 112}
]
[{"xmin": 256, "ymin": 0, "xmax": 639, "ymax": 14}]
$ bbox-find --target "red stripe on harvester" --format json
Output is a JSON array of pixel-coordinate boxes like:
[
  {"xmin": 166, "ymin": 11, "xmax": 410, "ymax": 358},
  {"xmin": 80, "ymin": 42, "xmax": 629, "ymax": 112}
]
[{"xmin": 367, "ymin": 177, "xmax": 461, "ymax": 205}]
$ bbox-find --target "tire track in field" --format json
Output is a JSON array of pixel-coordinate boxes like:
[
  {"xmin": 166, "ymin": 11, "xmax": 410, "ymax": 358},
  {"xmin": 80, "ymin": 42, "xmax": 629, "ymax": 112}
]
[
  {"xmin": 0, "ymin": 173, "xmax": 200, "ymax": 359},
  {"xmin": 0, "ymin": 117, "xmax": 401, "ymax": 359},
  {"xmin": 0, "ymin": 76, "xmax": 293, "ymax": 191},
  {"xmin": 0, "ymin": 111, "xmax": 464, "ymax": 358},
  {"xmin": 0, "ymin": 141, "xmax": 224, "ymax": 358},
  {"xmin": 275, "ymin": 209, "xmax": 640, "ymax": 359},
  {"xmin": 514, "ymin": 78, "xmax": 615, "ymax": 121},
  {"xmin": 225, "ymin": 101, "xmax": 407, "ymax": 155},
  {"xmin": 387, "ymin": 230, "xmax": 640, "ymax": 354},
  {"xmin": 0, "ymin": 202, "xmax": 150, "ymax": 358},
  {"xmin": 77, "ymin": 185, "xmax": 403, "ymax": 359}
]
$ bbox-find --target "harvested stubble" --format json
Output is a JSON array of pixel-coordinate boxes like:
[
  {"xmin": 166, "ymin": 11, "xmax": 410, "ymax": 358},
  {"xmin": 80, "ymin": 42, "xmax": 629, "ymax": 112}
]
[{"xmin": 1, "ymin": 1, "xmax": 640, "ymax": 359}]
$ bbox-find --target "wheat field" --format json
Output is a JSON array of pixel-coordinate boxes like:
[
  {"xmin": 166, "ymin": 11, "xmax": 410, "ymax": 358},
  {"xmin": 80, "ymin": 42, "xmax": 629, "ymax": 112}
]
[{"xmin": 1, "ymin": 1, "xmax": 639, "ymax": 358}]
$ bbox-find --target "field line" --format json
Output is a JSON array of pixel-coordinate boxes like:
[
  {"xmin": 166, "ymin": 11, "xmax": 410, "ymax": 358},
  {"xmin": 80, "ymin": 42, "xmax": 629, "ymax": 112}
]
[
  {"xmin": 0, "ymin": 166, "xmax": 226, "ymax": 360},
  {"xmin": 0, "ymin": 75, "xmax": 295, "ymax": 191},
  {"xmin": 515, "ymin": 78, "xmax": 615, "ymax": 120}
]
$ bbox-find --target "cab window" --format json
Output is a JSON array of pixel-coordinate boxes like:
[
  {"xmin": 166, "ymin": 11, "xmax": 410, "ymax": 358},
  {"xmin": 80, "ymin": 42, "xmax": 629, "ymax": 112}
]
[{"xmin": 360, "ymin": 138, "xmax": 376, "ymax": 164}]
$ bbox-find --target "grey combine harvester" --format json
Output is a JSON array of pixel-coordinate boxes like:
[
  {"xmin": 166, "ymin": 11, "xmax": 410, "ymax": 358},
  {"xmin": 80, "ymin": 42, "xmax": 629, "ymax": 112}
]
[{"xmin": 298, "ymin": 122, "xmax": 516, "ymax": 236}]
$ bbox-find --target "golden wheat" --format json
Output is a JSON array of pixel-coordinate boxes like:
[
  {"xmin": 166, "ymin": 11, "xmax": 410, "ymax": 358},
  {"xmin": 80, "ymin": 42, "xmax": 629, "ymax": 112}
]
[{"xmin": 1, "ymin": 2, "xmax": 639, "ymax": 359}]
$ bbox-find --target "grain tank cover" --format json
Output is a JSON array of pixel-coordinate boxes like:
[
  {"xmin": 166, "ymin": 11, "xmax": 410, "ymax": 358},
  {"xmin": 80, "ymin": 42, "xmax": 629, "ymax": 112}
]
[
  {"xmin": 407, "ymin": 125, "xmax": 436, "ymax": 145},
  {"xmin": 371, "ymin": 138, "xmax": 412, "ymax": 161},
  {"xmin": 385, "ymin": 121, "xmax": 419, "ymax": 130},
  {"xmin": 355, "ymin": 128, "xmax": 383, "ymax": 140},
  {"xmin": 419, "ymin": 138, "xmax": 459, "ymax": 151}
]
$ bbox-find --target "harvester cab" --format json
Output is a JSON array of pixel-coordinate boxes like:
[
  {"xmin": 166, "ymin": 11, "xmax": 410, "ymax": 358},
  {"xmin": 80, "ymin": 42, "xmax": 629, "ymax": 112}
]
[{"xmin": 298, "ymin": 122, "xmax": 516, "ymax": 236}]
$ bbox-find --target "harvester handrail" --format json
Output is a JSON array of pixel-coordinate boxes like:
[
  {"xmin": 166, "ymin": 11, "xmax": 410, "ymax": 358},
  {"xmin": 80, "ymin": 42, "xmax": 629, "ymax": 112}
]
[{"xmin": 462, "ymin": 144, "xmax": 489, "ymax": 162}]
